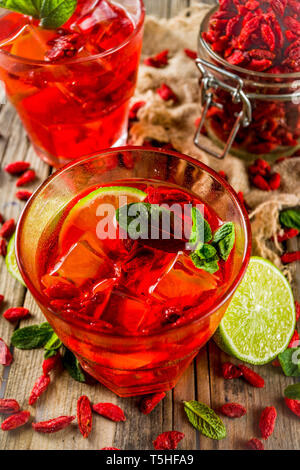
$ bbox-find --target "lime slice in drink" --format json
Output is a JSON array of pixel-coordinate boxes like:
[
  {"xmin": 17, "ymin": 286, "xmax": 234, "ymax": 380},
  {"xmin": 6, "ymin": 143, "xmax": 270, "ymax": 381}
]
[
  {"xmin": 5, "ymin": 233, "xmax": 26, "ymax": 287},
  {"xmin": 59, "ymin": 186, "xmax": 147, "ymax": 252},
  {"xmin": 214, "ymin": 257, "xmax": 296, "ymax": 365}
]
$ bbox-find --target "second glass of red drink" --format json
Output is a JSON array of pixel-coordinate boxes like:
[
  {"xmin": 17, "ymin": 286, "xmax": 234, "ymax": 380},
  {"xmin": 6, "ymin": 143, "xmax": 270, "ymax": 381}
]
[{"xmin": 0, "ymin": 0, "xmax": 145, "ymax": 167}]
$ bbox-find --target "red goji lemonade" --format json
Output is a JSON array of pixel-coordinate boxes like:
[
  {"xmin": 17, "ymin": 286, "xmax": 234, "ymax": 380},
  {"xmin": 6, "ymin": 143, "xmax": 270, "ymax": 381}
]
[
  {"xmin": 0, "ymin": 1, "xmax": 144, "ymax": 167},
  {"xmin": 36, "ymin": 180, "xmax": 237, "ymax": 396}
]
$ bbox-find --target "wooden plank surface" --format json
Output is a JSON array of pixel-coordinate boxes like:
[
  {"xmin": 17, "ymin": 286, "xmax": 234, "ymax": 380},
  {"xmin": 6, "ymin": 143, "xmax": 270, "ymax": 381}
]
[{"xmin": 0, "ymin": 0, "xmax": 299, "ymax": 451}]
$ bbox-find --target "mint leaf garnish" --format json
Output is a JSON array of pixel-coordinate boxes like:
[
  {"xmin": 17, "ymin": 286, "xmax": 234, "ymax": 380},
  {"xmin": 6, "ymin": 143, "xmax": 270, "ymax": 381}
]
[
  {"xmin": 62, "ymin": 348, "xmax": 86, "ymax": 383},
  {"xmin": 11, "ymin": 322, "xmax": 53, "ymax": 349},
  {"xmin": 284, "ymin": 383, "xmax": 300, "ymax": 400},
  {"xmin": 278, "ymin": 347, "xmax": 300, "ymax": 377},
  {"xmin": 280, "ymin": 209, "xmax": 300, "ymax": 232},
  {"xmin": 213, "ymin": 222, "xmax": 235, "ymax": 261},
  {"xmin": 40, "ymin": 0, "xmax": 77, "ymax": 29},
  {"xmin": 184, "ymin": 400, "xmax": 226, "ymax": 440},
  {"xmin": 190, "ymin": 251, "xmax": 219, "ymax": 274},
  {"xmin": 0, "ymin": 0, "xmax": 77, "ymax": 29},
  {"xmin": 189, "ymin": 207, "xmax": 212, "ymax": 246},
  {"xmin": 0, "ymin": 0, "xmax": 41, "ymax": 17}
]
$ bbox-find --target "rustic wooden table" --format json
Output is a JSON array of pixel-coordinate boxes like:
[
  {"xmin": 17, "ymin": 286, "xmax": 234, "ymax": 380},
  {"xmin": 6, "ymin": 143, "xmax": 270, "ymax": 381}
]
[{"xmin": 0, "ymin": 0, "xmax": 299, "ymax": 450}]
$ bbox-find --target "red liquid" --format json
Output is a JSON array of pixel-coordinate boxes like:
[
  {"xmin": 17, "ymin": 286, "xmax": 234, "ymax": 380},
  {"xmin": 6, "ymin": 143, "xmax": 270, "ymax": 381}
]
[
  {"xmin": 36, "ymin": 181, "xmax": 236, "ymax": 396},
  {"xmin": 0, "ymin": 1, "xmax": 144, "ymax": 167}
]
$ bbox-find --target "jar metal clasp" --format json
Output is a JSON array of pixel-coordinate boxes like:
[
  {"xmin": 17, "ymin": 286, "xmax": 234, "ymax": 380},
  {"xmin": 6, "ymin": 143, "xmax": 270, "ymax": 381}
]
[{"xmin": 194, "ymin": 58, "xmax": 252, "ymax": 159}]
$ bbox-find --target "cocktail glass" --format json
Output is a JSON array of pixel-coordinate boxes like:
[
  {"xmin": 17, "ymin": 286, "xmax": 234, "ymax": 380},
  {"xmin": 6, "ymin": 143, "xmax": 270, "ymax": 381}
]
[
  {"xmin": 0, "ymin": 1, "xmax": 145, "ymax": 168},
  {"xmin": 16, "ymin": 147, "xmax": 251, "ymax": 397}
]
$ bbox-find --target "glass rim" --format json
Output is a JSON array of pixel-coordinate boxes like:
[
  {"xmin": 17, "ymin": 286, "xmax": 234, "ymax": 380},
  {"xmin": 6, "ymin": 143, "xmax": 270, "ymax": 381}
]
[
  {"xmin": 199, "ymin": 6, "xmax": 300, "ymax": 82},
  {"xmin": 0, "ymin": 0, "xmax": 145, "ymax": 67},
  {"xmin": 16, "ymin": 146, "xmax": 252, "ymax": 338}
]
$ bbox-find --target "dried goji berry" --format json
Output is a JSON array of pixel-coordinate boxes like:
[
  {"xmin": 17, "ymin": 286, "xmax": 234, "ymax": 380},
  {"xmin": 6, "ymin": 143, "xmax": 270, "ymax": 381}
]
[
  {"xmin": 129, "ymin": 101, "xmax": 146, "ymax": 120},
  {"xmin": 45, "ymin": 33, "xmax": 82, "ymax": 61},
  {"xmin": 256, "ymin": 158, "xmax": 271, "ymax": 172},
  {"xmin": 153, "ymin": 431, "xmax": 185, "ymax": 450},
  {"xmin": 44, "ymin": 283, "xmax": 79, "ymax": 299},
  {"xmin": 288, "ymin": 329, "xmax": 299, "ymax": 349},
  {"xmin": 238, "ymin": 365, "xmax": 265, "ymax": 388},
  {"xmin": 0, "ymin": 399, "xmax": 20, "ymax": 414},
  {"xmin": 42, "ymin": 352, "xmax": 61, "ymax": 375},
  {"xmin": 0, "ymin": 219, "xmax": 15, "ymax": 239},
  {"xmin": 0, "ymin": 213, "xmax": 4, "ymax": 224},
  {"xmin": 248, "ymin": 164, "xmax": 267, "ymax": 177},
  {"xmin": 277, "ymin": 228, "xmax": 299, "ymax": 243},
  {"xmin": 272, "ymin": 359, "xmax": 281, "ymax": 367},
  {"xmin": 144, "ymin": 50, "xmax": 169, "ymax": 68},
  {"xmin": 4, "ymin": 161, "xmax": 30, "ymax": 175},
  {"xmin": 28, "ymin": 374, "xmax": 51, "ymax": 406},
  {"xmin": 218, "ymin": 170, "xmax": 228, "ymax": 180},
  {"xmin": 269, "ymin": 172, "xmax": 281, "ymax": 190},
  {"xmin": 0, "ymin": 338, "xmax": 13, "ymax": 366},
  {"xmin": 281, "ymin": 252, "xmax": 300, "ymax": 264},
  {"xmin": 3, "ymin": 307, "xmax": 30, "ymax": 323},
  {"xmin": 157, "ymin": 83, "xmax": 178, "ymax": 102},
  {"xmin": 246, "ymin": 438, "xmax": 265, "ymax": 450},
  {"xmin": 184, "ymin": 49, "xmax": 197, "ymax": 60},
  {"xmin": 0, "ymin": 238, "xmax": 7, "ymax": 257},
  {"xmin": 227, "ymin": 50, "xmax": 246, "ymax": 65},
  {"xmin": 261, "ymin": 23, "xmax": 276, "ymax": 52},
  {"xmin": 1, "ymin": 410, "xmax": 30, "ymax": 430},
  {"xmin": 15, "ymin": 190, "xmax": 33, "ymax": 201},
  {"xmin": 296, "ymin": 301, "xmax": 300, "ymax": 322},
  {"xmin": 32, "ymin": 415, "xmax": 75, "ymax": 433},
  {"xmin": 221, "ymin": 362, "xmax": 243, "ymax": 379},
  {"xmin": 252, "ymin": 175, "xmax": 270, "ymax": 191},
  {"xmin": 16, "ymin": 170, "xmax": 36, "ymax": 187},
  {"xmin": 0, "ymin": 294, "xmax": 4, "ymax": 306},
  {"xmin": 285, "ymin": 398, "xmax": 300, "ymax": 418},
  {"xmin": 139, "ymin": 392, "xmax": 166, "ymax": 415},
  {"xmin": 219, "ymin": 403, "xmax": 247, "ymax": 418},
  {"xmin": 259, "ymin": 406, "xmax": 277, "ymax": 440},
  {"xmin": 77, "ymin": 395, "xmax": 92, "ymax": 438},
  {"xmin": 92, "ymin": 403, "xmax": 126, "ymax": 422}
]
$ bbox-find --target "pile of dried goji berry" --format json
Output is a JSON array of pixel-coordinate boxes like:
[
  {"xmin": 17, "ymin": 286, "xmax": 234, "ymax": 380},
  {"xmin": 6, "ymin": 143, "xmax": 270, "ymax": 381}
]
[
  {"xmin": 221, "ymin": 360, "xmax": 300, "ymax": 450},
  {"xmin": 200, "ymin": 0, "xmax": 300, "ymax": 156},
  {"xmin": 203, "ymin": 0, "xmax": 300, "ymax": 73},
  {"xmin": 248, "ymin": 158, "xmax": 281, "ymax": 191},
  {"xmin": 5, "ymin": 161, "xmax": 36, "ymax": 200}
]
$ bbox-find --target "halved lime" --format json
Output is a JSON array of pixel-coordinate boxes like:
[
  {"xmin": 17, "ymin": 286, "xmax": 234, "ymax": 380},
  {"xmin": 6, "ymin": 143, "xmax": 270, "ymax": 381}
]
[
  {"xmin": 214, "ymin": 257, "xmax": 296, "ymax": 365},
  {"xmin": 59, "ymin": 186, "xmax": 147, "ymax": 252},
  {"xmin": 5, "ymin": 233, "xmax": 26, "ymax": 287}
]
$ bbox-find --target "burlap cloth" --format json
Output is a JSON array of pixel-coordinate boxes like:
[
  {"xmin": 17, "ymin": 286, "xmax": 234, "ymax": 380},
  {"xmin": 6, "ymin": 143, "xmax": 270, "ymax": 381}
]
[{"xmin": 129, "ymin": 2, "xmax": 300, "ymax": 286}]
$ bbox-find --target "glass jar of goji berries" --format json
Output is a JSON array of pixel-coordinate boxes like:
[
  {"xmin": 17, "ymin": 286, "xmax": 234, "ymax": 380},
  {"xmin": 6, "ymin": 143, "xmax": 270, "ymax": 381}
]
[{"xmin": 195, "ymin": 7, "xmax": 300, "ymax": 162}]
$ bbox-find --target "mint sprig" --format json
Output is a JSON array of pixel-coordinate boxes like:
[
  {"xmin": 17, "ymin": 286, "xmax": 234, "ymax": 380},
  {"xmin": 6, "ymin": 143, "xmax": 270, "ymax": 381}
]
[
  {"xmin": 11, "ymin": 321, "xmax": 87, "ymax": 381},
  {"xmin": 189, "ymin": 208, "xmax": 235, "ymax": 273},
  {"xmin": 0, "ymin": 0, "xmax": 77, "ymax": 29},
  {"xmin": 184, "ymin": 400, "xmax": 226, "ymax": 440}
]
